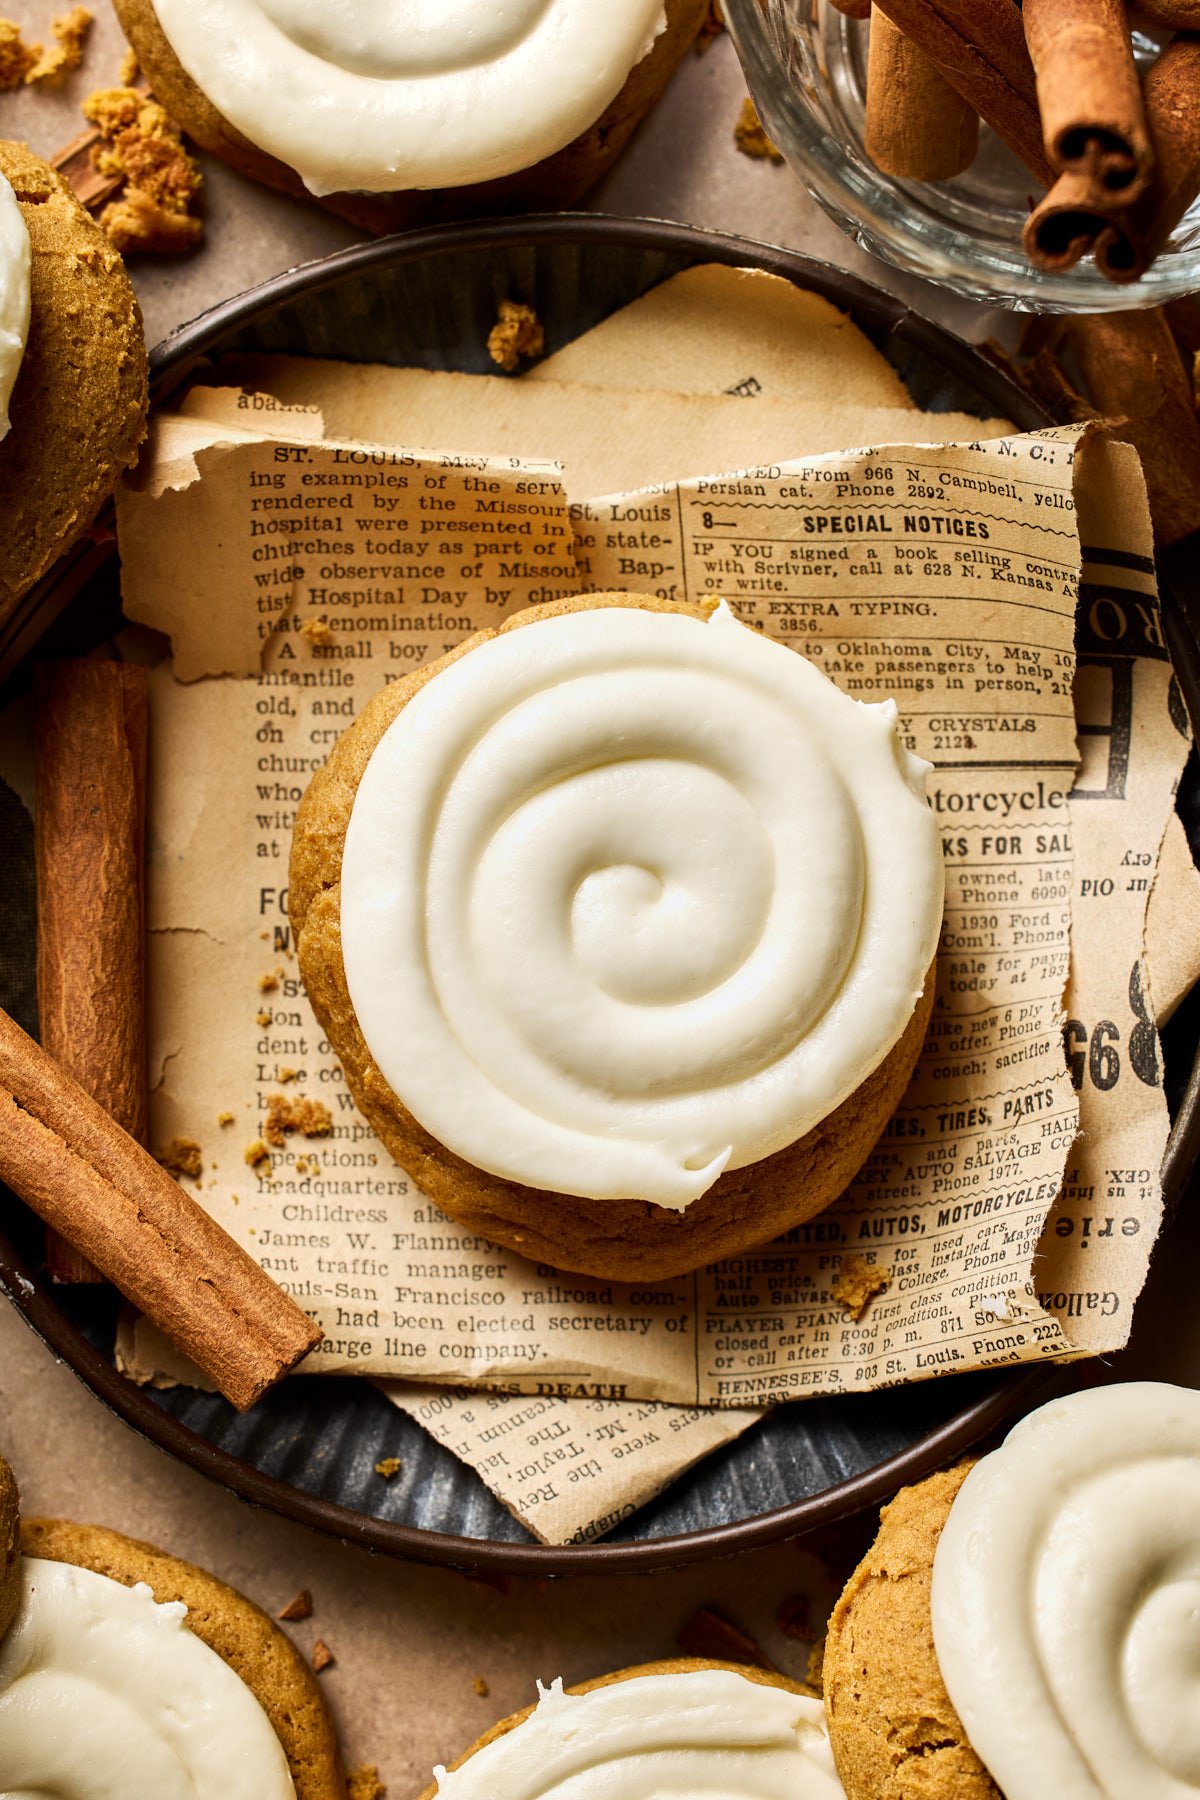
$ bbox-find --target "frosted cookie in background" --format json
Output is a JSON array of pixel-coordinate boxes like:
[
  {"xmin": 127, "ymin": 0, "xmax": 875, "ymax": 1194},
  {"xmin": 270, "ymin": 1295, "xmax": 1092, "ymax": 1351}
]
[
  {"xmin": 0, "ymin": 142, "xmax": 147, "ymax": 626},
  {"xmin": 421, "ymin": 1660, "xmax": 845, "ymax": 1799},
  {"xmin": 823, "ymin": 1380, "xmax": 1200, "ymax": 1800},
  {"xmin": 111, "ymin": 0, "xmax": 710, "ymax": 231},
  {"xmin": 0, "ymin": 1447, "xmax": 345, "ymax": 1797},
  {"xmin": 290, "ymin": 592, "xmax": 944, "ymax": 1282}
]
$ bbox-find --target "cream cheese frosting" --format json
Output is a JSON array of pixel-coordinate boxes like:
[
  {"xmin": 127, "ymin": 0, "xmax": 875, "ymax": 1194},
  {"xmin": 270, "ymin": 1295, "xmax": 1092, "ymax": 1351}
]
[
  {"xmin": 148, "ymin": 0, "xmax": 668, "ymax": 194},
  {"xmin": 340, "ymin": 602, "xmax": 944, "ymax": 1209},
  {"xmin": 930, "ymin": 1381, "xmax": 1200, "ymax": 1800},
  {"xmin": 0, "ymin": 171, "xmax": 31, "ymax": 443},
  {"xmin": 433, "ymin": 1669, "xmax": 847, "ymax": 1798},
  {"xmin": 0, "ymin": 1557, "xmax": 295, "ymax": 1799}
]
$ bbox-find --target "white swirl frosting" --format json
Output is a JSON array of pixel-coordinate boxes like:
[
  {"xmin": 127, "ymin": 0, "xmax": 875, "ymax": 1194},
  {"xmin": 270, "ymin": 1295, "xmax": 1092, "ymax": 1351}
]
[
  {"xmin": 149, "ymin": 0, "xmax": 668, "ymax": 194},
  {"xmin": 0, "ymin": 1558, "xmax": 295, "ymax": 1799},
  {"xmin": 433, "ymin": 1670, "xmax": 847, "ymax": 1799},
  {"xmin": 340, "ymin": 602, "xmax": 943, "ymax": 1209},
  {"xmin": 931, "ymin": 1381, "xmax": 1200, "ymax": 1800},
  {"xmin": 0, "ymin": 171, "xmax": 31, "ymax": 442}
]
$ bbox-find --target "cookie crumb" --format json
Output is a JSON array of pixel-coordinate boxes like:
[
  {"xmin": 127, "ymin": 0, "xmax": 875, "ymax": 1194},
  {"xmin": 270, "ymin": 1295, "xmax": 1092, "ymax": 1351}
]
[
  {"xmin": 472, "ymin": 1676, "xmax": 490, "ymax": 1697},
  {"xmin": 374, "ymin": 1456, "xmax": 402, "ymax": 1480},
  {"xmin": 311, "ymin": 1638, "xmax": 335, "ymax": 1673},
  {"xmin": 696, "ymin": 0, "xmax": 724, "ymax": 52},
  {"xmin": 257, "ymin": 969, "xmax": 281, "ymax": 992},
  {"xmin": 805, "ymin": 1636, "xmax": 825, "ymax": 1694},
  {"xmin": 277, "ymin": 1588, "xmax": 313, "ymax": 1621},
  {"xmin": 734, "ymin": 96, "xmax": 784, "ymax": 162},
  {"xmin": 278, "ymin": 1066, "xmax": 298, "ymax": 1084},
  {"xmin": 217, "ymin": 1110, "xmax": 235, "ymax": 1127},
  {"xmin": 832, "ymin": 1253, "xmax": 890, "ymax": 1320},
  {"xmin": 487, "ymin": 299, "xmax": 544, "ymax": 373},
  {"xmin": 244, "ymin": 1138, "xmax": 272, "ymax": 1172},
  {"xmin": 118, "ymin": 44, "xmax": 137, "ymax": 84},
  {"xmin": 300, "ymin": 616, "xmax": 333, "ymax": 646},
  {"xmin": 346, "ymin": 1766, "xmax": 386, "ymax": 1800},
  {"xmin": 264, "ymin": 1094, "xmax": 333, "ymax": 1148},
  {"xmin": 677, "ymin": 1606, "xmax": 775, "ymax": 1672},
  {"xmin": 256, "ymin": 1010, "xmax": 272, "ymax": 1027},
  {"xmin": 24, "ymin": 6, "xmax": 91, "ymax": 84},
  {"xmin": 82, "ymin": 83, "xmax": 203, "ymax": 254},
  {"xmin": 155, "ymin": 1136, "xmax": 203, "ymax": 1181},
  {"xmin": 0, "ymin": 19, "xmax": 38, "ymax": 86}
]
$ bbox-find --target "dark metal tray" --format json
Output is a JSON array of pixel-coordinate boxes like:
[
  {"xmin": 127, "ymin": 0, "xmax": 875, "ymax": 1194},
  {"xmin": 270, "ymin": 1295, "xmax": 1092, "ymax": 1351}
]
[{"xmin": 2, "ymin": 215, "xmax": 1198, "ymax": 1574}]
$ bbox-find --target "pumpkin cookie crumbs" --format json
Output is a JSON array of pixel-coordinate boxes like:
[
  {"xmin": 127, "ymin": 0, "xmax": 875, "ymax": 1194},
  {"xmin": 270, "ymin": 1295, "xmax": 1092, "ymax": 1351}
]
[
  {"xmin": 118, "ymin": 44, "xmax": 137, "ymax": 83},
  {"xmin": 277, "ymin": 1588, "xmax": 313, "ymax": 1622},
  {"xmin": 832, "ymin": 1253, "xmax": 890, "ymax": 1320},
  {"xmin": 257, "ymin": 969, "xmax": 281, "ymax": 992},
  {"xmin": 244, "ymin": 1138, "xmax": 272, "ymax": 1172},
  {"xmin": 734, "ymin": 96, "xmax": 784, "ymax": 162},
  {"xmin": 300, "ymin": 617, "xmax": 333, "ymax": 646},
  {"xmin": 155, "ymin": 1136, "xmax": 203, "ymax": 1182},
  {"xmin": 487, "ymin": 299, "xmax": 544, "ymax": 372},
  {"xmin": 347, "ymin": 1767, "xmax": 386, "ymax": 1800},
  {"xmin": 217, "ymin": 1110, "xmax": 235, "ymax": 1127},
  {"xmin": 0, "ymin": 9, "xmax": 91, "ymax": 87},
  {"xmin": 81, "ymin": 84, "xmax": 202, "ymax": 254},
  {"xmin": 264, "ymin": 1093, "xmax": 333, "ymax": 1148},
  {"xmin": 696, "ymin": 0, "xmax": 724, "ymax": 53},
  {"xmin": 472, "ymin": 1677, "xmax": 490, "ymax": 1698},
  {"xmin": 374, "ymin": 1457, "xmax": 402, "ymax": 1480},
  {"xmin": 311, "ymin": 1639, "xmax": 335, "ymax": 1673},
  {"xmin": 256, "ymin": 1010, "xmax": 272, "ymax": 1027}
]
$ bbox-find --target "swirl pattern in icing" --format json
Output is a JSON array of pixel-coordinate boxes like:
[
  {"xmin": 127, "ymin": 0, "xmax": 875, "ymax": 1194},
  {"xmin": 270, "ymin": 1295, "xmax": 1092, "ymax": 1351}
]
[
  {"xmin": 149, "ymin": 0, "xmax": 668, "ymax": 194},
  {"xmin": 930, "ymin": 1381, "xmax": 1200, "ymax": 1800},
  {"xmin": 433, "ymin": 1670, "xmax": 846, "ymax": 1799},
  {"xmin": 0, "ymin": 1558, "xmax": 295, "ymax": 1798},
  {"xmin": 0, "ymin": 171, "xmax": 30, "ymax": 442},
  {"xmin": 339, "ymin": 602, "xmax": 943, "ymax": 1208}
]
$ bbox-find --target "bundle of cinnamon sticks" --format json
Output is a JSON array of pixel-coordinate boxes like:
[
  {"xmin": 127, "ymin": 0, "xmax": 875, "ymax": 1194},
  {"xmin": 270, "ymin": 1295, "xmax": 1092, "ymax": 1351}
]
[{"xmin": 831, "ymin": 0, "xmax": 1200, "ymax": 283}]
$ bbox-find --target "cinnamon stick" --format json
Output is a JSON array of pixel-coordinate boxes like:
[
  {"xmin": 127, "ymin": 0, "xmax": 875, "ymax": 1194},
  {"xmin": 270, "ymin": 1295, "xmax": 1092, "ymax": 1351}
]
[
  {"xmin": 1023, "ymin": 0, "xmax": 1151, "ymax": 197},
  {"xmin": 1067, "ymin": 309, "xmax": 1200, "ymax": 545},
  {"xmin": 1130, "ymin": 0, "xmax": 1200, "ymax": 24},
  {"xmin": 1028, "ymin": 36, "xmax": 1200, "ymax": 282},
  {"xmin": 0, "ymin": 1006, "xmax": 320, "ymax": 1408},
  {"xmin": 865, "ymin": 12, "xmax": 980, "ymax": 180},
  {"xmin": 1023, "ymin": 168, "xmax": 1121, "ymax": 272},
  {"xmin": 868, "ymin": 0, "xmax": 1052, "ymax": 182},
  {"xmin": 35, "ymin": 661, "xmax": 147, "ymax": 1284}
]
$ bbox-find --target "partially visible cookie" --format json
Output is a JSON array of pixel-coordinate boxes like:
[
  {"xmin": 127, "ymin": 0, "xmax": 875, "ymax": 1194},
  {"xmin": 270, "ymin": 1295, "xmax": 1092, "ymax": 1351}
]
[
  {"xmin": 0, "ymin": 1454, "xmax": 18, "ymax": 1642},
  {"xmin": 0, "ymin": 141, "xmax": 147, "ymax": 622},
  {"xmin": 822, "ymin": 1463, "xmax": 1000, "ymax": 1800},
  {"xmin": 22, "ymin": 1516, "xmax": 344, "ymax": 1799},
  {"xmin": 419, "ymin": 1657, "xmax": 826, "ymax": 1800}
]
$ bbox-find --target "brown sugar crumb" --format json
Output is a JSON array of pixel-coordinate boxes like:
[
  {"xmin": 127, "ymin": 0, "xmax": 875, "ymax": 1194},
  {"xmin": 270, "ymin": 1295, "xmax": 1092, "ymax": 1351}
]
[
  {"xmin": 277, "ymin": 1588, "xmax": 313, "ymax": 1622},
  {"xmin": 82, "ymin": 84, "xmax": 203, "ymax": 254},
  {"xmin": 264, "ymin": 1093, "xmax": 333, "ymax": 1149},
  {"xmin": 734, "ymin": 96, "xmax": 784, "ymax": 162},
  {"xmin": 217, "ymin": 1110, "xmax": 235, "ymax": 1127},
  {"xmin": 832, "ymin": 1252, "xmax": 890, "ymax": 1321},
  {"xmin": 257, "ymin": 969, "xmax": 281, "ymax": 992},
  {"xmin": 0, "ymin": 19, "xmax": 38, "ymax": 86},
  {"xmin": 300, "ymin": 616, "xmax": 334, "ymax": 646},
  {"xmin": 472, "ymin": 1676, "xmax": 490, "ymax": 1698},
  {"xmin": 487, "ymin": 299, "xmax": 545, "ymax": 373},
  {"xmin": 374, "ymin": 1456, "xmax": 402, "ymax": 1480},
  {"xmin": 677, "ymin": 1606, "xmax": 776, "ymax": 1672},
  {"xmin": 155, "ymin": 1136, "xmax": 203, "ymax": 1182},
  {"xmin": 118, "ymin": 44, "xmax": 137, "ymax": 84},
  {"xmin": 244, "ymin": 1138, "xmax": 272, "ymax": 1172},
  {"xmin": 346, "ymin": 1767, "xmax": 386, "ymax": 1800},
  {"xmin": 696, "ymin": 0, "xmax": 724, "ymax": 52},
  {"xmin": 311, "ymin": 1639, "xmax": 335, "ymax": 1673}
]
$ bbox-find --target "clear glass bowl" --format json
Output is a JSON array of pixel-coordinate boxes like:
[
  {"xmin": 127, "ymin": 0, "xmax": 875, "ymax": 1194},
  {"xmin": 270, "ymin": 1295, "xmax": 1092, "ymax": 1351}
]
[{"xmin": 723, "ymin": 0, "xmax": 1200, "ymax": 310}]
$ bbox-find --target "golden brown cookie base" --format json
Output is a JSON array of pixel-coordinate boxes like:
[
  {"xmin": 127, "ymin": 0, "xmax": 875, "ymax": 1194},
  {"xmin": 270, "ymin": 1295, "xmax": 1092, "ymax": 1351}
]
[
  {"xmin": 21, "ymin": 1517, "xmax": 345, "ymax": 1800},
  {"xmin": 822, "ymin": 1464, "xmax": 1001, "ymax": 1800},
  {"xmin": 0, "ymin": 141, "xmax": 147, "ymax": 622},
  {"xmin": 418, "ymin": 1656, "xmax": 818, "ymax": 1800},
  {"xmin": 291, "ymin": 591, "xmax": 937, "ymax": 1282},
  {"xmin": 0, "ymin": 1456, "xmax": 18, "ymax": 1642},
  {"xmin": 111, "ymin": 0, "xmax": 708, "ymax": 232}
]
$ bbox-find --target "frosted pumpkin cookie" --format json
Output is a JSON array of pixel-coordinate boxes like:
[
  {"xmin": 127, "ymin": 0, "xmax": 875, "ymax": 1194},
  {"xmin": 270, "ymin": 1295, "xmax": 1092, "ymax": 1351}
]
[
  {"xmin": 0, "ymin": 141, "xmax": 147, "ymax": 624},
  {"xmin": 291, "ymin": 592, "xmax": 943, "ymax": 1282},
  {"xmin": 419, "ymin": 1659, "xmax": 844, "ymax": 1799},
  {"xmin": 111, "ymin": 0, "xmax": 709, "ymax": 231},
  {"xmin": 0, "ymin": 1454, "xmax": 344, "ymax": 1798},
  {"xmin": 823, "ymin": 1381, "xmax": 1200, "ymax": 1800}
]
